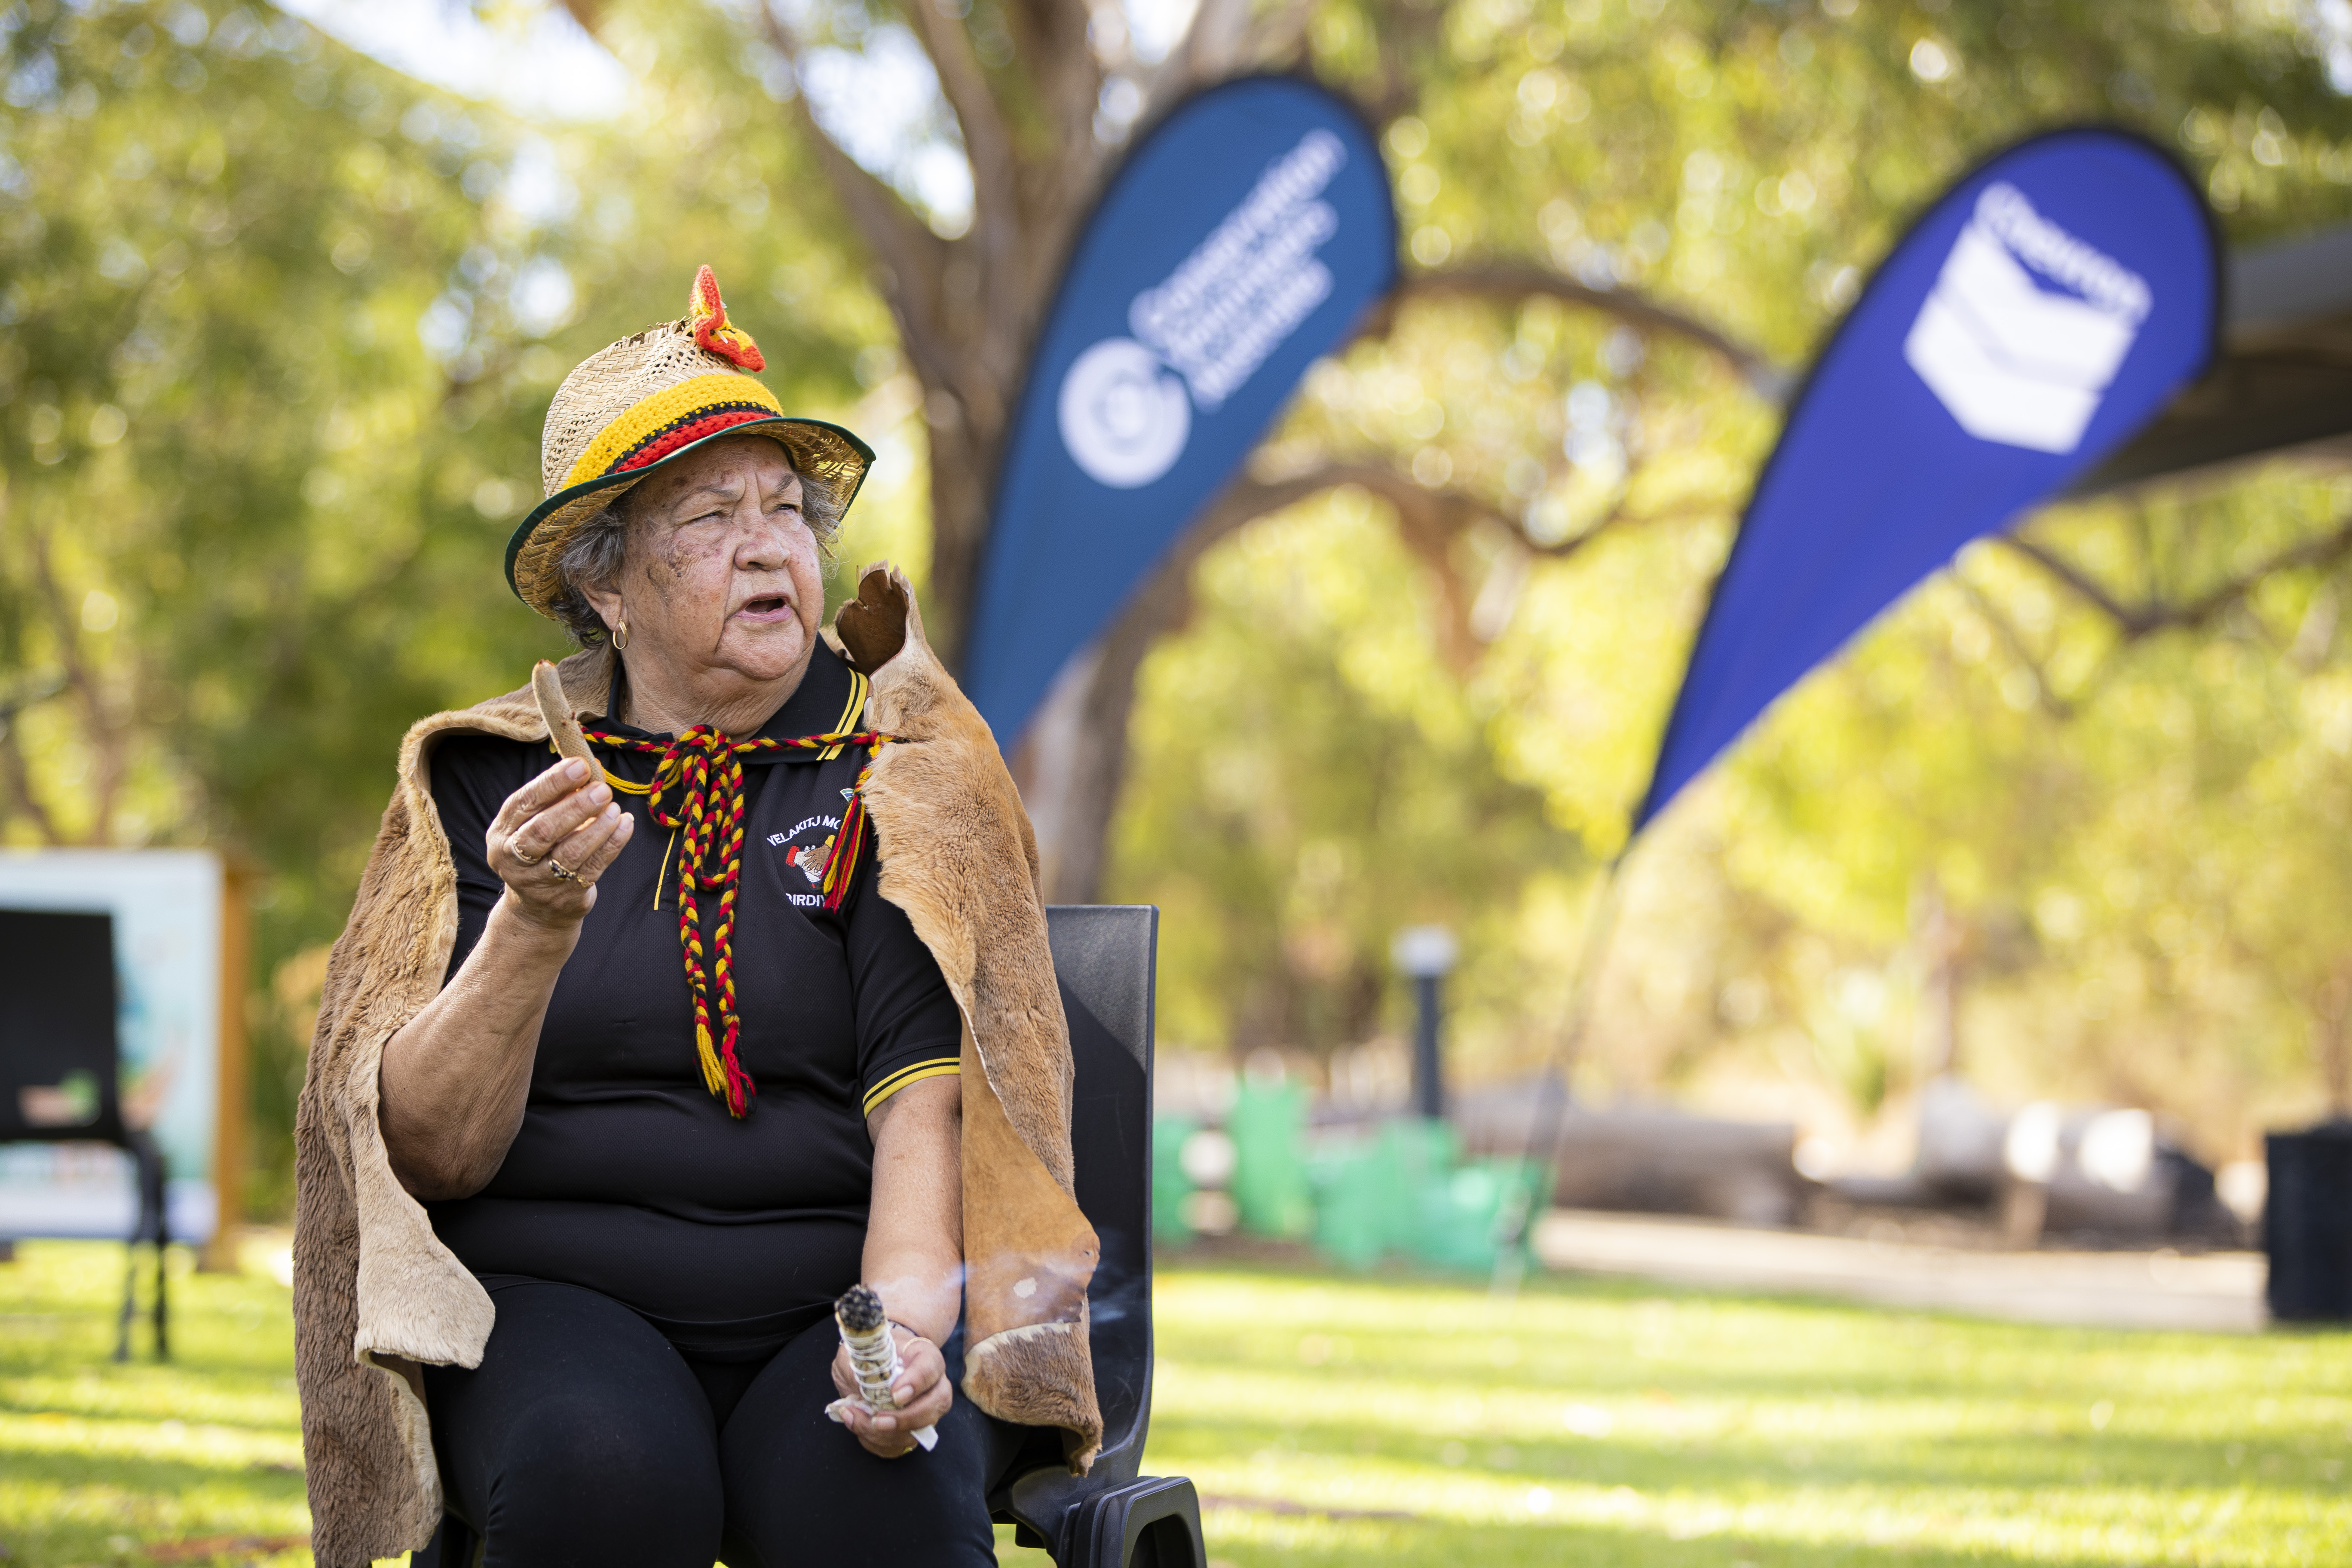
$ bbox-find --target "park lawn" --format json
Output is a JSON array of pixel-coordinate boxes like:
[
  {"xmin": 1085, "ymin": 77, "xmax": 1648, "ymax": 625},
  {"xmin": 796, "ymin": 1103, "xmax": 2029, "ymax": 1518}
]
[
  {"xmin": 0, "ymin": 1241, "xmax": 308, "ymax": 1568},
  {"xmin": 0, "ymin": 1243, "xmax": 2345, "ymax": 1567},
  {"xmin": 1141, "ymin": 1266, "xmax": 2352, "ymax": 1568}
]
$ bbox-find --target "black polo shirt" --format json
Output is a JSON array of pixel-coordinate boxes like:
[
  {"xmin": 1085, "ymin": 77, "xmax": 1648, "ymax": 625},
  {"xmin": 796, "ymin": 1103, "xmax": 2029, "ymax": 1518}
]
[{"xmin": 421, "ymin": 642, "xmax": 962, "ymax": 1348}]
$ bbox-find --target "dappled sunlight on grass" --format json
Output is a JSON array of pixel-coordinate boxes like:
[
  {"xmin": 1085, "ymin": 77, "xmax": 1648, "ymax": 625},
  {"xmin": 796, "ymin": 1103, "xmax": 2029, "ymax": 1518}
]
[
  {"xmin": 0, "ymin": 1241, "xmax": 308, "ymax": 1568},
  {"xmin": 6, "ymin": 1244, "xmax": 2348, "ymax": 1566},
  {"xmin": 1143, "ymin": 1267, "xmax": 2352, "ymax": 1567}
]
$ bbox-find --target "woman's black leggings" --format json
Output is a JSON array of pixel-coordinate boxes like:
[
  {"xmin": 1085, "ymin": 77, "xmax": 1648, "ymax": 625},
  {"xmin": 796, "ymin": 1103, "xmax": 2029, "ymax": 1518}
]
[{"xmin": 420, "ymin": 1280, "xmax": 1018, "ymax": 1567}]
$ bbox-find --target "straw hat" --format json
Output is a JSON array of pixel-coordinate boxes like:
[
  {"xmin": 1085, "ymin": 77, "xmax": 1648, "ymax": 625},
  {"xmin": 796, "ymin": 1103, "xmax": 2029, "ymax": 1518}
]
[{"xmin": 505, "ymin": 264, "xmax": 873, "ymax": 618}]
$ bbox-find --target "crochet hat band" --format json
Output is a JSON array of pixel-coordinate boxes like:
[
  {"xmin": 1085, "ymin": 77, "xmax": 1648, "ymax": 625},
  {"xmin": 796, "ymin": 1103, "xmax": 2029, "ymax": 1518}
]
[{"xmin": 506, "ymin": 264, "xmax": 873, "ymax": 619}]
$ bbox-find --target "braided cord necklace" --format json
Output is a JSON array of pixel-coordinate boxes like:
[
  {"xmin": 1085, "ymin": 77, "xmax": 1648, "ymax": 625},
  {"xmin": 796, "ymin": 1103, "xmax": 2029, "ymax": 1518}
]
[{"xmin": 578, "ymin": 723, "xmax": 894, "ymax": 1118}]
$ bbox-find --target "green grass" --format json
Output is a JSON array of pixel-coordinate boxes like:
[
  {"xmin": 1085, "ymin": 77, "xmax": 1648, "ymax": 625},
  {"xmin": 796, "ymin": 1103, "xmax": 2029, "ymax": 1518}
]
[
  {"xmin": 2, "ymin": 1243, "xmax": 2346, "ymax": 1566},
  {"xmin": 0, "ymin": 1242, "xmax": 306, "ymax": 1568},
  {"xmin": 1144, "ymin": 1268, "xmax": 2352, "ymax": 1568}
]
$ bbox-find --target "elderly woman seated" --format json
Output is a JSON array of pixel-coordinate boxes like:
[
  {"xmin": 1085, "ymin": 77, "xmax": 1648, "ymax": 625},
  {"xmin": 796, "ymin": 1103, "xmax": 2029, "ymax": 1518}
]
[{"xmin": 292, "ymin": 270, "xmax": 1100, "ymax": 1568}]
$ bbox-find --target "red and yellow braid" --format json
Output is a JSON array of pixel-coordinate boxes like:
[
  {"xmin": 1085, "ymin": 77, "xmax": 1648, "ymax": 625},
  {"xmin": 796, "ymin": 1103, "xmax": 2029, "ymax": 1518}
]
[{"xmin": 579, "ymin": 724, "xmax": 894, "ymax": 1118}]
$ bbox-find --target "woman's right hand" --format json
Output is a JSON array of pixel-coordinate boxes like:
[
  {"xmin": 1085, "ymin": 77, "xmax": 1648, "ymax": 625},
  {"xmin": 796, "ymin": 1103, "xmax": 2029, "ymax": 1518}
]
[{"xmin": 487, "ymin": 757, "xmax": 635, "ymax": 927}]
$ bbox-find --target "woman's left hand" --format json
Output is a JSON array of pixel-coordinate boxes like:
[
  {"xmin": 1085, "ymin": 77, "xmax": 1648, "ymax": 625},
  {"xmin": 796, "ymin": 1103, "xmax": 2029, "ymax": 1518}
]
[{"xmin": 830, "ymin": 1326, "xmax": 952, "ymax": 1458}]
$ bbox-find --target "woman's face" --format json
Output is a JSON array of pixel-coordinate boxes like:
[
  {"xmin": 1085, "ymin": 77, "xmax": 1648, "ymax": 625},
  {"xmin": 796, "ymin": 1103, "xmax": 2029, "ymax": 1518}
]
[{"xmin": 593, "ymin": 433, "xmax": 824, "ymax": 696}]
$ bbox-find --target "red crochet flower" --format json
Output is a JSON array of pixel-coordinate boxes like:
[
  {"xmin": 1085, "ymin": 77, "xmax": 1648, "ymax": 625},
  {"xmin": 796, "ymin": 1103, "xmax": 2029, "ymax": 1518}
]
[{"xmin": 688, "ymin": 263, "xmax": 766, "ymax": 372}]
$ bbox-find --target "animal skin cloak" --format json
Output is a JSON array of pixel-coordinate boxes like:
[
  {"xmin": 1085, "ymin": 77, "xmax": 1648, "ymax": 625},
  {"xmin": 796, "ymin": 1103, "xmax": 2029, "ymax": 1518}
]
[{"xmin": 291, "ymin": 567, "xmax": 1101, "ymax": 1566}]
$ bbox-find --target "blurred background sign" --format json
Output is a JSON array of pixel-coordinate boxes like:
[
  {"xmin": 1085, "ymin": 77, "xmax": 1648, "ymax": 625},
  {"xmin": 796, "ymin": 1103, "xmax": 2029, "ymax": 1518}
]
[
  {"xmin": 962, "ymin": 75, "xmax": 1397, "ymax": 744},
  {"xmin": 0, "ymin": 851, "xmax": 245, "ymax": 1251},
  {"xmin": 1635, "ymin": 129, "xmax": 2220, "ymax": 830}
]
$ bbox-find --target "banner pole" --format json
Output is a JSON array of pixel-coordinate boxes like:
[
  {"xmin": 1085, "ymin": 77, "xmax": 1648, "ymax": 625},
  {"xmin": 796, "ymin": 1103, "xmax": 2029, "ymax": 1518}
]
[{"xmin": 1489, "ymin": 844, "xmax": 1635, "ymax": 1298}]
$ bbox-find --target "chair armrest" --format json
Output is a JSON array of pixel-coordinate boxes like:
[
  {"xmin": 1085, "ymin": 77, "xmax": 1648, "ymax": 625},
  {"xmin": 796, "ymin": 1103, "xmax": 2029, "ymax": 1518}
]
[{"xmin": 1003, "ymin": 1469, "xmax": 1204, "ymax": 1568}]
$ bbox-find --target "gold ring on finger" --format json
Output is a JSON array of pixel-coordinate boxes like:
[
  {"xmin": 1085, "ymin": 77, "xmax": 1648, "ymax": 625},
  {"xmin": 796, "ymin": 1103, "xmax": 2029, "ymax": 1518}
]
[
  {"xmin": 509, "ymin": 836, "xmax": 544, "ymax": 867},
  {"xmin": 548, "ymin": 856, "xmax": 580, "ymax": 883}
]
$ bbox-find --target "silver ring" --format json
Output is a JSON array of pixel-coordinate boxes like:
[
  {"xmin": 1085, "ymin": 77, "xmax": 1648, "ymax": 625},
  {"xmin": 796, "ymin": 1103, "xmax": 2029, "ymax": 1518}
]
[
  {"xmin": 548, "ymin": 857, "xmax": 581, "ymax": 883},
  {"xmin": 509, "ymin": 836, "xmax": 544, "ymax": 867}
]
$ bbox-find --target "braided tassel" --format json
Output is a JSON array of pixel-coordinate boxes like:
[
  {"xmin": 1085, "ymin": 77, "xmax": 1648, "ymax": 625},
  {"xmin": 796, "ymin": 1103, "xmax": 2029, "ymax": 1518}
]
[
  {"xmin": 710, "ymin": 750, "xmax": 753, "ymax": 1118},
  {"xmin": 695, "ymin": 1023, "xmax": 726, "ymax": 1096},
  {"xmin": 820, "ymin": 767, "xmax": 874, "ymax": 913}
]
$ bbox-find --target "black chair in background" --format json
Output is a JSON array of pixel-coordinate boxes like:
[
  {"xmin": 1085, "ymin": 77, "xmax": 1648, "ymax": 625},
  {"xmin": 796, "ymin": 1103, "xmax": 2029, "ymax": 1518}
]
[
  {"xmin": 0, "ymin": 907, "xmax": 171, "ymax": 1360},
  {"xmin": 419, "ymin": 904, "xmax": 1201, "ymax": 1568},
  {"xmin": 988, "ymin": 904, "xmax": 1203, "ymax": 1568}
]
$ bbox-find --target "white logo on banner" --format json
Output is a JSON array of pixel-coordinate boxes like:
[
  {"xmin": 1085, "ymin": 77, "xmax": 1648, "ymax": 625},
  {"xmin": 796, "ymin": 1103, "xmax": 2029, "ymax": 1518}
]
[
  {"xmin": 1057, "ymin": 340, "xmax": 1192, "ymax": 488},
  {"xmin": 1903, "ymin": 183, "xmax": 2151, "ymax": 455},
  {"xmin": 1059, "ymin": 129, "xmax": 1346, "ymax": 489}
]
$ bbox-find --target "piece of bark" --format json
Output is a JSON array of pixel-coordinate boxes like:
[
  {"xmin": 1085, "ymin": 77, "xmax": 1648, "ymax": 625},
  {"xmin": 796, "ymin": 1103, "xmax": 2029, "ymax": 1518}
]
[{"xmin": 531, "ymin": 661, "xmax": 595, "ymax": 765}]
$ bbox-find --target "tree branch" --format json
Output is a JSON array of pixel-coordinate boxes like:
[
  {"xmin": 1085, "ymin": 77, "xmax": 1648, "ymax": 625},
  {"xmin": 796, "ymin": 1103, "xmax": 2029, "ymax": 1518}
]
[
  {"xmin": 1215, "ymin": 459, "xmax": 1700, "ymax": 565},
  {"xmin": 592, "ymin": 0, "xmax": 955, "ymax": 365},
  {"xmin": 1193, "ymin": 457, "xmax": 1707, "ymax": 669},
  {"xmin": 0, "ymin": 724, "xmax": 63, "ymax": 844},
  {"xmin": 1151, "ymin": 0, "xmax": 1311, "ymax": 111},
  {"xmin": 0, "ymin": 658, "xmax": 67, "ymax": 846},
  {"xmin": 21, "ymin": 520, "xmax": 120, "ymax": 842},
  {"xmin": 754, "ymin": 5, "xmax": 963, "ymax": 396},
  {"xmin": 1994, "ymin": 534, "xmax": 2140, "ymax": 629},
  {"xmin": 898, "ymin": 0, "xmax": 1024, "ymax": 344},
  {"xmin": 1024, "ymin": 444, "xmax": 1708, "ymax": 897},
  {"xmin": 1949, "ymin": 572, "xmax": 2075, "ymax": 721},
  {"xmin": 1999, "ymin": 512, "xmax": 2352, "ymax": 641},
  {"xmin": 1391, "ymin": 263, "xmax": 1790, "ymax": 398},
  {"xmin": 996, "ymin": 0, "xmax": 1101, "ymax": 265}
]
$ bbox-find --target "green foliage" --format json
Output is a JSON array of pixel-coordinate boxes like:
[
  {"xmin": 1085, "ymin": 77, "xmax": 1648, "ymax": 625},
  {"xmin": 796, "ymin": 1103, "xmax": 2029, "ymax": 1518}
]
[
  {"xmin": 0, "ymin": 0, "xmax": 900, "ymax": 1212},
  {"xmin": 1113, "ymin": 0, "xmax": 2352, "ymax": 1149},
  {"xmin": 5, "ymin": 0, "xmax": 2352, "ymax": 1200},
  {"xmin": 1114, "ymin": 494, "xmax": 1586, "ymax": 1063}
]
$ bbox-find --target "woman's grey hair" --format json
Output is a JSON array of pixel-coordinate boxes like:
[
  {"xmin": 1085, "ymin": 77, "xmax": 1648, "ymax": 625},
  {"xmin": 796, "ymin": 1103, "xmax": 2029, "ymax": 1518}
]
[{"xmin": 547, "ymin": 464, "xmax": 842, "ymax": 648}]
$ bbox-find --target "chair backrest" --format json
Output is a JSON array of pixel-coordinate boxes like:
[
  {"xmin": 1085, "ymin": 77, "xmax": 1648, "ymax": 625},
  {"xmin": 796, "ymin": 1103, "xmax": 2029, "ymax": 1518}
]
[
  {"xmin": 0, "ymin": 907, "xmax": 128, "ymax": 1145},
  {"xmin": 1044, "ymin": 904, "xmax": 1158, "ymax": 1480}
]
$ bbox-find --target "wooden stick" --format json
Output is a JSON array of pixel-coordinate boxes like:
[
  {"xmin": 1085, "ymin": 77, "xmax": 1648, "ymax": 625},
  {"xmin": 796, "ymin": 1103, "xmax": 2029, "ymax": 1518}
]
[{"xmin": 531, "ymin": 662, "xmax": 596, "ymax": 766}]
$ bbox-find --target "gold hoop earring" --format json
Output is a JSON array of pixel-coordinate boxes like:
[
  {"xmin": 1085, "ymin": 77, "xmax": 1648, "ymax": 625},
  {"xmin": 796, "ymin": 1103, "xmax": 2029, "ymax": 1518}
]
[{"xmin": 613, "ymin": 618, "xmax": 630, "ymax": 652}]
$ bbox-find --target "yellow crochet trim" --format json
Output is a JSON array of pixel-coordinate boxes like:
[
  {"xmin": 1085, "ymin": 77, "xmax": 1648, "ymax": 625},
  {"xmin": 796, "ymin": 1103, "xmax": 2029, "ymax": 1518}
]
[
  {"xmin": 861, "ymin": 1058, "xmax": 961, "ymax": 1116},
  {"xmin": 561, "ymin": 373, "xmax": 787, "ymax": 490}
]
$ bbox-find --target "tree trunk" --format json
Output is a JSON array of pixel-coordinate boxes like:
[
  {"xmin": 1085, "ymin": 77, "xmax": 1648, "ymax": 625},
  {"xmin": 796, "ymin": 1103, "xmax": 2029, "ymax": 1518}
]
[
  {"xmin": 1014, "ymin": 544, "xmax": 1197, "ymax": 903},
  {"xmin": 914, "ymin": 388, "xmax": 1003, "ymax": 671},
  {"xmin": 2318, "ymin": 959, "xmax": 2352, "ymax": 1120},
  {"xmin": 1915, "ymin": 875, "xmax": 1961, "ymax": 1080}
]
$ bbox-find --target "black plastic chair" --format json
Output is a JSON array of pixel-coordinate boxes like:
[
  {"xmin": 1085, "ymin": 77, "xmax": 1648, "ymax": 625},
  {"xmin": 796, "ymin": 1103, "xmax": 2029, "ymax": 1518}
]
[
  {"xmin": 987, "ymin": 904, "xmax": 1204, "ymax": 1568},
  {"xmin": 0, "ymin": 906, "xmax": 171, "ymax": 1361}
]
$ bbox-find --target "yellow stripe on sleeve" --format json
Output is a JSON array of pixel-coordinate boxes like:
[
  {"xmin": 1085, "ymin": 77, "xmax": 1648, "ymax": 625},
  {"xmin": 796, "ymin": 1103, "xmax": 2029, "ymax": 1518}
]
[{"xmin": 861, "ymin": 1057, "xmax": 960, "ymax": 1116}]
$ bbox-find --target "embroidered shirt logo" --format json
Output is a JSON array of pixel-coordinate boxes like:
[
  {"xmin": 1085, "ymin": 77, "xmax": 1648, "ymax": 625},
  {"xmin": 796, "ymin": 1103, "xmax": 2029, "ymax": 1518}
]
[
  {"xmin": 787, "ymin": 838, "xmax": 835, "ymax": 886},
  {"xmin": 772, "ymin": 813, "xmax": 844, "ymax": 893}
]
